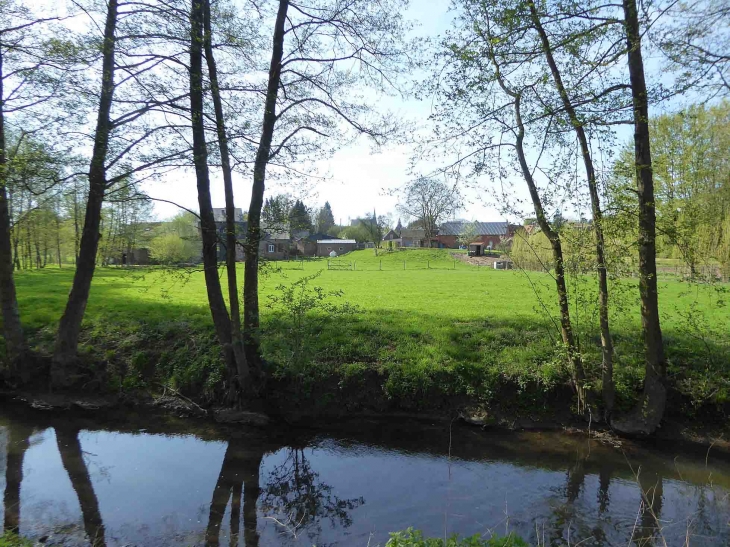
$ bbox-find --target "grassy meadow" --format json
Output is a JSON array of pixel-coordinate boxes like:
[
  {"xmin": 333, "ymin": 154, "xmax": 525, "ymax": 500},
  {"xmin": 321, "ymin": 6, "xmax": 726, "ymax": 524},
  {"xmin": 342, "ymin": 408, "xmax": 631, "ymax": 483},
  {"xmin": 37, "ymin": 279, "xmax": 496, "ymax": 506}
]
[{"xmin": 12, "ymin": 249, "xmax": 730, "ymax": 415}]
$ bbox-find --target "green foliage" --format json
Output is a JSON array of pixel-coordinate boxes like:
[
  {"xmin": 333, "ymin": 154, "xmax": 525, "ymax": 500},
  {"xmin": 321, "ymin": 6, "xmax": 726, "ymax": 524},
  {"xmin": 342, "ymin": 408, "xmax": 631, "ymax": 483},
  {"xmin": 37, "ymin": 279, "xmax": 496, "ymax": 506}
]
[
  {"xmin": 289, "ymin": 199, "xmax": 313, "ymax": 232},
  {"xmin": 0, "ymin": 532, "xmax": 32, "ymax": 547},
  {"xmin": 266, "ymin": 270, "xmax": 358, "ymax": 372},
  {"xmin": 148, "ymin": 212, "xmax": 201, "ymax": 264},
  {"xmin": 316, "ymin": 201, "xmax": 336, "ymax": 233},
  {"xmin": 386, "ymin": 528, "xmax": 527, "ymax": 547},
  {"xmin": 610, "ymin": 101, "xmax": 730, "ymax": 277}
]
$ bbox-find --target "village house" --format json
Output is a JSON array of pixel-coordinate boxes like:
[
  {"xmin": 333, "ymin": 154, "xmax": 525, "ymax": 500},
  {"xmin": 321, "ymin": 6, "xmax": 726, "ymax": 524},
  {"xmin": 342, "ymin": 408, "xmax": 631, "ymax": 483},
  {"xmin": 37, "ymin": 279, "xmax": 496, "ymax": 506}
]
[
  {"xmin": 436, "ymin": 221, "xmax": 519, "ymax": 253},
  {"xmin": 317, "ymin": 239, "xmax": 357, "ymax": 256},
  {"xmin": 293, "ymin": 232, "xmax": 338, "ymax": 256},
  {"xmin": 212, "ymin": 208, "xmax": 291, "ymax": 261}
]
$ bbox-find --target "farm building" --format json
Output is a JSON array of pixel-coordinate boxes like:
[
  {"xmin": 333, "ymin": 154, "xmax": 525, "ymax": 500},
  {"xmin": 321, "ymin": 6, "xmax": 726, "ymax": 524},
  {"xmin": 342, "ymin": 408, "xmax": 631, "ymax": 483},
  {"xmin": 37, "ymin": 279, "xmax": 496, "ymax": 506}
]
[
  {"xmin": 294, "ymin": 232, "xmax": 338, "ymax": 256},
  {"xmin": 437, "ymin": 221, "xmax": 519, "ymax": 250},
  {"xmin": 317, "ymin": 239, "xmax": 357, "ymax": 256}
]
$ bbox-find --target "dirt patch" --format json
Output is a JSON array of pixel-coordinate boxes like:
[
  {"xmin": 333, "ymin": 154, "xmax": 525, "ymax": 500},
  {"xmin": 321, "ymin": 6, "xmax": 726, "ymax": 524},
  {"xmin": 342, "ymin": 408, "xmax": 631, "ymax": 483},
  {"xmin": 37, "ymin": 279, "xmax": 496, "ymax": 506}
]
[{"xmin": 451, "ymin": 252, "xmax": 506, "ymax": 267}]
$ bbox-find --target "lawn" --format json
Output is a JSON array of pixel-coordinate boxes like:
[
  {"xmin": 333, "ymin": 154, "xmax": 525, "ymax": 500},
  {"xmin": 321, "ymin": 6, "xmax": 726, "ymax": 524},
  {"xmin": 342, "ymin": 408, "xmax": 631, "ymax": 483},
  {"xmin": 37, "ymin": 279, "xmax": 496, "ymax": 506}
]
[{"xmin": 11, "ymin": 249, "xmax": 730, "ymax": 414}]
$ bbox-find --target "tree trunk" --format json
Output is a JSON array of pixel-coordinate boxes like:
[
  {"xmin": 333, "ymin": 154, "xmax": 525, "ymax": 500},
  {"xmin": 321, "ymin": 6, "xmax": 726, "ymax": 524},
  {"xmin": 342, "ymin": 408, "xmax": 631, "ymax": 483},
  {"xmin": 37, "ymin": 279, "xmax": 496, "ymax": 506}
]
[
  {"xmin": 189, "ymin": 0, "xmax": 240, "ymax": 387},
  {"xmin": 613, "ymin": 0, "xmax": 667, "ymax": 435},
  {"xmin": 2, "ymin": 424, "xmax": 31, "ymax": 533},
  {"xmin": 529, "ymin": 3, "xmax": 615, "ymax": 414},
  {"xmin": 243, "ymin": 0, "xmax": 289, "ymax": 369},
  {"xmin": 56, "ymin": 209, "xmax": 62, "ymax": 268},
  {"xmin": 0, "ymin": 45, "xmax": 26, "ymax": 366},
  {"xmin": 511, "ymin": 93, "xmax": 586, "ymax": 403},
  {"xmin": 55, "ymin": 428, "xmax": 106, "ymax": 547},
  {"xmin": 202, "ymin": 0, "xmax": 250, "ymax": 401},
  {"xmin": 52, "ymin": 0, "xmax": 119, "ymax": 383}
]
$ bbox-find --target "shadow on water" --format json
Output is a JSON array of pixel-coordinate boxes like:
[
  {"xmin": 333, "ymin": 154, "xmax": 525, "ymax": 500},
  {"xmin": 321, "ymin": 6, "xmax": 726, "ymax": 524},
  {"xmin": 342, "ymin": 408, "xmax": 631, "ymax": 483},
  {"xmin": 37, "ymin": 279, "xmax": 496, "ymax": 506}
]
[{"xmin": 1, "ymin": 406, "xmax": 730, "ymax": 546}]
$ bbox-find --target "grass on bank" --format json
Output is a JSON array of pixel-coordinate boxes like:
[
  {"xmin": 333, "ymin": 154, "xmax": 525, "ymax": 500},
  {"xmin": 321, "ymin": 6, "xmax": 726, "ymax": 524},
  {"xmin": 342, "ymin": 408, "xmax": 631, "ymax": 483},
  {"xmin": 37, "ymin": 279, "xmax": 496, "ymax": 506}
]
[{"xmin": 7, "ymin": 249, "xmax": 730, "ymax": 415}]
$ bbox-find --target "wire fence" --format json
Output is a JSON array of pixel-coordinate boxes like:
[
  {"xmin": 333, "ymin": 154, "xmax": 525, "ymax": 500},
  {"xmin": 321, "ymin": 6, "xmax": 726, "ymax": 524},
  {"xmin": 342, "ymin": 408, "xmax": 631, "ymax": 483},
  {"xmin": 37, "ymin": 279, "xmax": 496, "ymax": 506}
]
[{"xmin": 273, "ymin": 256, "xmax": 509, "ymax": 272}]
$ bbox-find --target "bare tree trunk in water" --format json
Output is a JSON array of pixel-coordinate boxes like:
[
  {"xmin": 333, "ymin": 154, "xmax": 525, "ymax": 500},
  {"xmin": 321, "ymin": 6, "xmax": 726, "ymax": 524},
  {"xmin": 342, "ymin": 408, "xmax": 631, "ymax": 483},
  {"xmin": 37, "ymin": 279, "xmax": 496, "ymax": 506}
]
[
  {"xmin": 0, "ymin": 45, "xmax": 26, "ymax": 366},
  {"xmin": 188, "ymin": 0, "xmax": 241, "ymax": 391},
  {"xmin": 52, "ymin": 0, "xmax": 119, "ymax": 383},
  {"xmin": 3, "ymin": 424, "xmax": 31, "ymax": 533},
  {"xmin": 529, "ymin": 3, "xmax": 615, "ymax": 414},
  {"xmin": 202, "ymin": 0, "xmax": 251, "ymax": 401},
  {"xmin": 55, "ymin": 428, "xmax": 106, "ymax": 547},
  {"xmin": 613, "ymin": 0, "xmax": 667, "ymax": 435},
  {"xmin": 243, "ymin": 0, "xmax": 289, "ymax": 371}
]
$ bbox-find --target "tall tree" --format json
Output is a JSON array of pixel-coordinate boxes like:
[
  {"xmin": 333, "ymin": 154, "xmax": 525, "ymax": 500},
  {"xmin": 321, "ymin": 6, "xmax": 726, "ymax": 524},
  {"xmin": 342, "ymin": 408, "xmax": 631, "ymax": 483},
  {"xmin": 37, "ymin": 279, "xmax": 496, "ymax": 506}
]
[
  {"xmin": 435, "ymin": 0, "xmax": 588, "ymax": 402},
  {"xmin": 288, "ymin": 199, "xmax": 312, "ymax": 233},
  {"xmin": 526, "ymin": 0, "xmax": 617, "ymax": 413},
  {"xmin": 189, "ymin": 0, "xmax": 248, "ymax": 401},
  {"xmin": 0, "ymin": 2, "xmax": 70, "ymax": 366},
  {"xmin": 315, "ymin": 201, "xmax": 335, "ymax": 233},
  {"xmin": 202, "ymin": 0, "xmax": 250, "ymax": 400},
  {"xmin": 52, "ymin": 0, "xmax": 191, "ymax": 380},
  {"xmin": 612, "ymin": 0, "xmax": 667, "ymax": 435},
  {"xmin": 242, "ymin": 0, "xmax": 409, "ymax": 373},
  {"xmin": 52, "ymin": 0, "xmax": 119, "ymax": 380},
  {"xmin": 396, "ymin": 177, "xmax": 462, "ymax": 247}
]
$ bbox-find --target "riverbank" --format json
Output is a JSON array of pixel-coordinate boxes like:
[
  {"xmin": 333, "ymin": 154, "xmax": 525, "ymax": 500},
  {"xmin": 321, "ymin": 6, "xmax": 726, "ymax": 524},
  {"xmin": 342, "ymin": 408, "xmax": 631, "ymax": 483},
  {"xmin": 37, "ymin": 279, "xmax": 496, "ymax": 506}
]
[{"xmin": 3, "ymin": 250, "xmax": 729, "ymax": 440}]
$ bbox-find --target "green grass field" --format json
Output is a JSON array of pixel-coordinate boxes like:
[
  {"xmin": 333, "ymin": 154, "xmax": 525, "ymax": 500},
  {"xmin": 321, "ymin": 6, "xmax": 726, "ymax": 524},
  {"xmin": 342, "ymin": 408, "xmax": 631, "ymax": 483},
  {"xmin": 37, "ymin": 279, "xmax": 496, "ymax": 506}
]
[{"xmin": 11, "ymin": 249, "xmax": 730, "ymax": 414}]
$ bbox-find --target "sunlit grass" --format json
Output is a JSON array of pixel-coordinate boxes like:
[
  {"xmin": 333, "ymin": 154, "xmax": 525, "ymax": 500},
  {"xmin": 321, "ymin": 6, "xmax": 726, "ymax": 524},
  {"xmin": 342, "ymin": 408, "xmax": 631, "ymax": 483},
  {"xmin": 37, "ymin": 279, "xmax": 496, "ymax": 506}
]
[{"xmin": 12, "ymin": 249, "xmax": 730, "ymax": 409}]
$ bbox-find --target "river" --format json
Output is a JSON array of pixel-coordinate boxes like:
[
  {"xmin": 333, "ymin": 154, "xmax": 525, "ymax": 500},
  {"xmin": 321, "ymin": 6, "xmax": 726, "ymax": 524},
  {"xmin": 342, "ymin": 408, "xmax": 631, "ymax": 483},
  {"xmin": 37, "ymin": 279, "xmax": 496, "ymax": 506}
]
[{"xmin": 0, "ymin": 404, "xmax": 729, "ymax": 546}]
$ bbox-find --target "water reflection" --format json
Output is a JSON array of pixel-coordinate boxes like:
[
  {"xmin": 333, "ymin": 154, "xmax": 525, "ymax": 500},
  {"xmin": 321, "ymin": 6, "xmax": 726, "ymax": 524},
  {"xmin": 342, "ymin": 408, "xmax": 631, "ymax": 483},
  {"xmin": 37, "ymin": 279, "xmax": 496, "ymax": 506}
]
[
  {"xmin": 2, "ymin": 422, "xmax": 31, "ymax": 533},
  {"xmin": 55, "ymin": 427, "xmax": 106, "ymax": 547},
  {"xmin": 205, "ymin": 439, "xmax": 264, "ymax": 547},
  {"xmin": 0, "ymin": 408, "xmax": 729, "ymax": 547}
]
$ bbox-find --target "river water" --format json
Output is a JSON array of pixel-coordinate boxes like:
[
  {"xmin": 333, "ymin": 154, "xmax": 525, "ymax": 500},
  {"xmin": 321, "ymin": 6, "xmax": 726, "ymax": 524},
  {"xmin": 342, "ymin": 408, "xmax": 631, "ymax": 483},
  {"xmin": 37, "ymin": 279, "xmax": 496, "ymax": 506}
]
[{"xmin": 0, "ymin": 405, "xmax": 729, "ymax": 546}]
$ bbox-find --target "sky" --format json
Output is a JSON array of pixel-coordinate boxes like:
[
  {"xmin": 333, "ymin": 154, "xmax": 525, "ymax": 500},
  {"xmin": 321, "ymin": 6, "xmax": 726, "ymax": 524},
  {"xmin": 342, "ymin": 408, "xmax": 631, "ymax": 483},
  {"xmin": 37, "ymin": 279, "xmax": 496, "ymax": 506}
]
[
  {"xmin": 141, "ymin": 0, "xmax": 508, "ymax": 226},
  {"xmin": 46, "ymin": 0, "xmax": 697, "ymax": 228}
]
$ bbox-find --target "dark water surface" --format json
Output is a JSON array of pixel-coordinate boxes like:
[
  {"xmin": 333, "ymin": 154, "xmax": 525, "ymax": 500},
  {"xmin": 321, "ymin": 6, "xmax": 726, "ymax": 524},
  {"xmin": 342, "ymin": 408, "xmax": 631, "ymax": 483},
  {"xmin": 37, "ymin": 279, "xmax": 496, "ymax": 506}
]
[{"xmin": 1, "ymin": 405, "xmax": 729, "ymax": 546}]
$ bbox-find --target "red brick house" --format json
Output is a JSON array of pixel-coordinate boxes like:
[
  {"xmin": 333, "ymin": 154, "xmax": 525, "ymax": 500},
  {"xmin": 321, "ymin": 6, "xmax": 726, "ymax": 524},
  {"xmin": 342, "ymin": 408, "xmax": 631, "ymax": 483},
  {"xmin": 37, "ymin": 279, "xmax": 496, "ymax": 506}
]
[{"xmin": 436, "ymin": 221, "xmax": 519, "ymax": 250}]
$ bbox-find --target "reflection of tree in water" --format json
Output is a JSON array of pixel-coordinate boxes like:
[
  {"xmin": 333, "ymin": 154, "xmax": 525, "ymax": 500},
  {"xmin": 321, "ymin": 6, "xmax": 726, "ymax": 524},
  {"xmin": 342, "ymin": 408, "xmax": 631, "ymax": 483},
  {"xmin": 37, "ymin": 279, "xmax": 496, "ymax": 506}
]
[
  {"xmin": 55, "ymin": 427, "xmax": 107, "ymax": 547},
  {"xmin": 3, "ymin": 423, "xmax": 32, "ymax": 534},
  {"xmin": 259, "ymin": 448, "xmax": 364, "ymax": 544},
  {"xmin": 205, "ymin": 442, "xmax": 364, "ymax": 547}
]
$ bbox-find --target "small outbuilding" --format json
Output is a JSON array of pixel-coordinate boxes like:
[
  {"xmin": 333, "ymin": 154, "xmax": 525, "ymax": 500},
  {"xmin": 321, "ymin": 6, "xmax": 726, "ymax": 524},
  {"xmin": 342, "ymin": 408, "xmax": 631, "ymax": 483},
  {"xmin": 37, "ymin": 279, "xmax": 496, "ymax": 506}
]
[{"xmin": 317, "ymin": 239, "xmax": 357, "ymax": 256}]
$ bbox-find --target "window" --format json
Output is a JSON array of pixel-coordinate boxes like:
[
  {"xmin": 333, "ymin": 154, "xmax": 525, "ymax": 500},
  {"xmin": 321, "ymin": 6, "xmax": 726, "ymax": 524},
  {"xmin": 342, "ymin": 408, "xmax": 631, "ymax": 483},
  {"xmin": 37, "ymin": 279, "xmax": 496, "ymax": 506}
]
[
  {"xmin": 339, "ymin": 247, "xmax": 343, "ymax": 251},
  {"xmin": 268, "ymin": 244, "xmax": 275, "ymax": 253},
  {"xmin": 327, "ymin": 247, "xmax": 332, "ymax": 251}
]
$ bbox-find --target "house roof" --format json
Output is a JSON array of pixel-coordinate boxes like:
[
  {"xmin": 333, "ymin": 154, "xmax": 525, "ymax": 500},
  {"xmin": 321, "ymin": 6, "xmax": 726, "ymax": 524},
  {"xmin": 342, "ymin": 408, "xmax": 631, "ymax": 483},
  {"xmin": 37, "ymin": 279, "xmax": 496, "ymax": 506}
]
[
  {"xmin": 302, "ymin": 232, "xmax": 336, "ymax": 242},
  {"xmin": 317, "ymin": 239, "xmax": 356, "ymax": 244},
  {"xmin": 439, "ymin": 221, "xmax": 510, "ymax": 236},
  {"xmin": 399, "ymin": 228, "xmax": 427, "ymax": 238},
  {"xmin": 212, "ymin": 208, "xmax": 244, "ymax": 223}
]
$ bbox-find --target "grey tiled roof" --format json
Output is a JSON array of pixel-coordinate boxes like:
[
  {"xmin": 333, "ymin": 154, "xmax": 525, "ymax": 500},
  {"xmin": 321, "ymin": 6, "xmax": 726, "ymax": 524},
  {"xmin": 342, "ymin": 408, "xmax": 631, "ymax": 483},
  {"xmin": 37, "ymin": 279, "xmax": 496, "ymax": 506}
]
[{"xmin": 439, "ymin": 221, "xmax": 509, "ymax": 236}]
